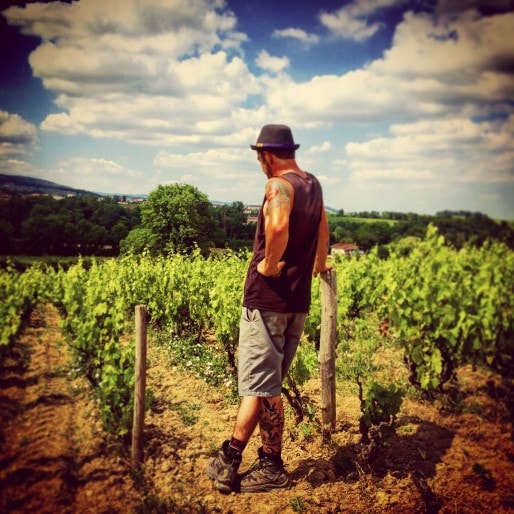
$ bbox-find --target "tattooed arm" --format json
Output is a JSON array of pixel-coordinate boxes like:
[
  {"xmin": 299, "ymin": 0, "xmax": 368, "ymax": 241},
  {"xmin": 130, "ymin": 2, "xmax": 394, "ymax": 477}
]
[{"xmin": 257, "ymin": 177, "xmax": 293, "ymax": 277}]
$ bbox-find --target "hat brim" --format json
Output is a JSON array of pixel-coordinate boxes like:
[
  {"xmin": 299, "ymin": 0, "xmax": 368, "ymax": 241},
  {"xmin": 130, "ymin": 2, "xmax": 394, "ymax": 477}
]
[{"xmin": 250, "ymin": 143, "xmax": 300, "ymax": 150}]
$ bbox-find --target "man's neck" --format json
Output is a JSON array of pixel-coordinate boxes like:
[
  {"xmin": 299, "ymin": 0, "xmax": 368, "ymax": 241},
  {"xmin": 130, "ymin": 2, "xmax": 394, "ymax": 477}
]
[{"xmin": 273, "ymin": 166, "xmax": 306, "ymax": 179}]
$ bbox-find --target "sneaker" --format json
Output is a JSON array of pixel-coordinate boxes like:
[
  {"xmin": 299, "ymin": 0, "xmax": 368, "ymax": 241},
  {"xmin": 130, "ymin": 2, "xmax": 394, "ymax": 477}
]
[
  {"xmin": 239, "ymin": 448, "xmax": 290, "ymax": 493},
  {"xmin": 206, "ymin": 441, "xmax": 241, "ymax": 493}
]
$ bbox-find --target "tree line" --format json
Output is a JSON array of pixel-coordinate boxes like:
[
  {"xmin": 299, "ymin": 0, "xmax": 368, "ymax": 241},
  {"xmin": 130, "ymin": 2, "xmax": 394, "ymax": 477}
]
[
  {"xmin": 329, "ymin": 210, "xmax": 514, "ymax": 253},
  {"xmin": 1, "ymin": 184, "xmax": 513, "ymax": 258},
  {"xmin": 0, "ymin": 186, "xmax": 254, "ymax": 257},
  {"xmin": 119, "ymin": 184, "xmax": 254, "ymax": 256},
  {"xmin": 0, "ymin": 194, "xmax": 141, "ymax": 256}
]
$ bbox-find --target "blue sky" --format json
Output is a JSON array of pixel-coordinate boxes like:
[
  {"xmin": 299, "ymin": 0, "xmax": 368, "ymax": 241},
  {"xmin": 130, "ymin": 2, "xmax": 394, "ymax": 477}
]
[{"xmin": 1, "ymin": 0, "xmax": 513, "ymax": 218}]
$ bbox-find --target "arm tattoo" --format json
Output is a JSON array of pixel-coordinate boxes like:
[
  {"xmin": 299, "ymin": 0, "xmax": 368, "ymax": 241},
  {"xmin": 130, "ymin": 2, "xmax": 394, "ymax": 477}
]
[{"xmin": 266, "ymin": 179, "xmax": 291, "ymax": 210}]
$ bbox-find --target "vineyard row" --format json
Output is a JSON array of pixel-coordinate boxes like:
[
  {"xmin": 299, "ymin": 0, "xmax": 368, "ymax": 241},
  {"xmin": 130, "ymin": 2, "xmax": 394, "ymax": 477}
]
[{"xmin": 1, "ymin": 226, "xmax": 513, "ymax": 437}]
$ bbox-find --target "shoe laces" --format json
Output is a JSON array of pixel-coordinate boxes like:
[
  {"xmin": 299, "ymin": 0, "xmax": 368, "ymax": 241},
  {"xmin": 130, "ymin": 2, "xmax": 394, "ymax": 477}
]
[
  {"xmin": 246, "ymin": 456, "xmax": 282, "ymax": 475},
  {"xmin": 245, "ymin": 458, "xmax": 262, "ymax": 473}
]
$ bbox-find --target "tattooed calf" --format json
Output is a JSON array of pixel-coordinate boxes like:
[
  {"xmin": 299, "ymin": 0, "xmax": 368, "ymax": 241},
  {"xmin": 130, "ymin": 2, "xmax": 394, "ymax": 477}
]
[{"xmin": 258, "ymin": 398, "xmax": 284, "ymax": 454}]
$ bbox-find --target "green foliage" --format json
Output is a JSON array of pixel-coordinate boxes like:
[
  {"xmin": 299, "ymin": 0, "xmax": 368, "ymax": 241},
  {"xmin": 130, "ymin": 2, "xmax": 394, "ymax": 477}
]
[
  {"xmin": 138, "ymin": 184, "xmax": 218, "ymax": 255},
  {"xmin": 283, "ymin": 340, "xmax": 319, "ymax": 423},
  {"xmin": 305, "ymin": 249, "xmax": 386, "ymax": 345},
  {"xmin": 289, "ymin": 340, "xmax": 319, "ymax": 387},
  {"xmin": 359, "ymin": 382, "xmax": 404, "ymax": 441},
  {"xmin": 120, "ymin": 227, "xmax": 153, "ymax": 255},
  {"xmin": 335, "ymin": 316, "xmax": 405, "ymax": 443},
  {"xmin": 0, "ymin": 262, "xmax": 56, "ymax": 352},
  {"xmin": 303, "ymin": 278, "xmax": 321, "ymax": 345},
  {"xmin": 0, "ymin": 194, "xmax": 140, "ymax": 256},
  {"xmin": 0, "ymin": 268, "xmax": 27, "ymax": 349},
  {"xmin": 290, "ymin": 496, "xmax": 307, "ymax": 513},
  {"xmin": 315, "ymin": 225, "xmax": 514, "ymax": 392},
  {"xmin": 328, "ymin": 210, "xmax": 514, "ymax": 251},
  {"xmin": 376, "ymin": 225, "xmax": 514, "ymax": 388},
  {"xmin": 2, "ymin": 225, "xmax": 513, "ymax": 445},
  {"xmin": 4, "ymin": 189, "xmax": 512, "ymax": 261},
  {"xmin": 157, "ymin": 331, "xmax": 235, "ymax": 396},
  {"xmin": 171, "ymin": 401, "xmax": 201, "ymax": 426},
  {"xmin": 97, "ymin": 339, "xmax": 135, "ymax": 437},
  {"xmin": 209, "ymin": 250, "xmax": 249, "ymax": 368},
  {"xmin": 53, "ymin": 249, "xmax": 246, "ymax": 433},
  {"xmin": 53, "ymin": 258, "xmax": 135, "ymax": 437},
  {"xmin": 212, "ymin": 201, "xmax": 254, "ymax": 247}
]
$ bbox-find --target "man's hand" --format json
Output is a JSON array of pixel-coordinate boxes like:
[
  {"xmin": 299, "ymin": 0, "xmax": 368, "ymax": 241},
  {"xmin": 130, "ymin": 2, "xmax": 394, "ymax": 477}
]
[
  {"xmin": 313, "ymin": 262, "xmax": 333, "ymax": 277},
  {"xmin": 257, "ymin": 258, "xmax": 286, "ymax": 277}
]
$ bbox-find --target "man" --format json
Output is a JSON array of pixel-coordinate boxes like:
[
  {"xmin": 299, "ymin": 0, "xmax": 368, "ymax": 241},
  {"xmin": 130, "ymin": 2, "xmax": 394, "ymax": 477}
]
[{"xmin": 206, "ymin": 124, "xmax": 331, "ymax": 493}]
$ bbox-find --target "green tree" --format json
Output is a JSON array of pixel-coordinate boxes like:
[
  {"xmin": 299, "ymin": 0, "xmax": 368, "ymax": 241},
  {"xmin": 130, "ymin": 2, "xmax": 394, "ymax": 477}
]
[
  {"xmin": 213, "ymin": 201, "xmax": 253, "ymax": 248},
  {"xmin": 76, "ymin": 219, "xmax": 109, "ymax": 254},
  {"xmin": 110, "ymin": 221, "xmax": 130, "ymax": 250},
  {"xmin": 137, "ymin": 184, "xmax": 217, "ymax": 255},
  {"xmin": 354, "ymin": 222, "xmax": 392, "ymax": 251},
  {"xmin": 91, "ymin": 199, "xmax": 124, "ymax": 229},
  {"xmin": 333, "ymin": 225, "xmax": 352, "ymax": 244},
  {"xmin": 20, "ymin": 213, "xmax": 63, "ymax": 255},
  {"xmin": 0, "ymin": 195, "xmax": 30, "ymax": 233},
  {"xmin": 67, "ymin": 194, "xmax": 99, "ymax": 221},
  {"xmin": 120, "ymin": 227, "xmax": 152, "ymax": 255},
  {"xmin": 0, "ymin": 219, "xmax": 15, "ymax": 254}
]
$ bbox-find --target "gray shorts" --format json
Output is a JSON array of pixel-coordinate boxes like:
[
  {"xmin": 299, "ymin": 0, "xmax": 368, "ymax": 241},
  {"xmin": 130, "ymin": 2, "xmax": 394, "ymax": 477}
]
[{"xmin": 237, "ymin": 307, "xmax": 307, "ymax": 397}]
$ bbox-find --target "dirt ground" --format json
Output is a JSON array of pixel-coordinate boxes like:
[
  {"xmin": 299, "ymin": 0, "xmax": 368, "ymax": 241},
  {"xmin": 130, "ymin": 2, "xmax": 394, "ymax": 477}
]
[{"xmin": 1, "ymin": 304, "xmax": 514, "ymax": 513}]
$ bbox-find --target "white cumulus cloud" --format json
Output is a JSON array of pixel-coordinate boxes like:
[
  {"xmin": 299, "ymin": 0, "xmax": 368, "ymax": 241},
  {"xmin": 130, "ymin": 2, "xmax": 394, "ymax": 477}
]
[
  {"xmin": 4, "ymin": 0, "xmax": 255, "ymax": 146},
  {"xmin": 272, "ymin": 27, "xmax": 320, "ymax": 45},
  {"xmin": 319, "ymin": 0, "xmax": 404, "ymax": 41},
  {"xmin": 255, "ymin": 50, "xmax": 290, "ymax": 74},
  {"xmin": 0, "ymin": 111, "xmax": 38, "ymax": 157}
]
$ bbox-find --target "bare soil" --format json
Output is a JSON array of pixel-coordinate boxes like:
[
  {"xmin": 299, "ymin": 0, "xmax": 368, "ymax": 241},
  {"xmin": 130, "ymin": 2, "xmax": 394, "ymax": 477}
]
[{"xmin": 1, "ymin": 304, "xmax": 514, "ymax": 513}]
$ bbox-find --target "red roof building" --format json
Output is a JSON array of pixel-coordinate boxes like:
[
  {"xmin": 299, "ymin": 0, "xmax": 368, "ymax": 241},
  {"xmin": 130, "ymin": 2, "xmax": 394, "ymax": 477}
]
[{"xmin": 330, "ymin": 242, "xmax": 359, "ymax": 255}]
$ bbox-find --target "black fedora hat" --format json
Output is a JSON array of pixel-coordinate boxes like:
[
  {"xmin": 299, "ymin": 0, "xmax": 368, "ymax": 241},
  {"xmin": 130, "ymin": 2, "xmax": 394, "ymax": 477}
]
[{"xmin": 250, "ymin": 124, "xmax": 300, "ymax": 150}]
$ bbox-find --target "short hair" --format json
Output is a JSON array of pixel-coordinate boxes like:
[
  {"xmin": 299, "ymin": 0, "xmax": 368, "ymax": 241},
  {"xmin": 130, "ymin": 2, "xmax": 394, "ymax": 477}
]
[{"xmin": 267, "ymin": 148, "xmax": 296, "ymax": 160}]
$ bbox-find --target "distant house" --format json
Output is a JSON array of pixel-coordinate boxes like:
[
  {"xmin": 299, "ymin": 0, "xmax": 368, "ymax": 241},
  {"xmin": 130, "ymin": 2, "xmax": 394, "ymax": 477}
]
[
  {"xmin": 244, "ymin": 205, "xmax": 260, "ymax": 224},
  {"xmin": 330, "ymin": 242, "xmax": 359, "ymax": 256}
]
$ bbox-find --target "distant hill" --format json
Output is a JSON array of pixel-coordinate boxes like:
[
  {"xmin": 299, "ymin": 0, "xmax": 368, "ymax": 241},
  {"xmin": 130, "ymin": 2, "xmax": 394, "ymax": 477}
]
[
  {"xmin": 0, "ymin": 173, "xmax": 98, "ymax": 197},
  {"xmin": 0, "ymin": 173, "xmax": 340, "ymax": 211}
]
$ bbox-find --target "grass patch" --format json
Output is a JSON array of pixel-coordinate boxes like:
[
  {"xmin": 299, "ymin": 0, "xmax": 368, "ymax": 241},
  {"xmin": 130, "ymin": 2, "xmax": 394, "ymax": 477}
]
[{"xmin": 171, "ymin": 401, "xmax": 201, "ymax": 426}]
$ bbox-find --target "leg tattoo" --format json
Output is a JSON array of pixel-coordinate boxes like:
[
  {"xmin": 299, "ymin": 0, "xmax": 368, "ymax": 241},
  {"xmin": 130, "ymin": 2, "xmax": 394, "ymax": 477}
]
[{"xmin": 258, "ymin": 397, "xmax": 284, "ymax": 455}]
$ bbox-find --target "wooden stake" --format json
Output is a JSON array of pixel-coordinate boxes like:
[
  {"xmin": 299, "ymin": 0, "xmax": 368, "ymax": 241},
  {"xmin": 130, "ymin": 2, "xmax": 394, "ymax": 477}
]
[
  {"xmin": 132, "ymin": 304, "xmax": 147, "ymax": 465},
  {"xmin": 319, "ymin": 268, "xmax": 337, "ymax": 442}
]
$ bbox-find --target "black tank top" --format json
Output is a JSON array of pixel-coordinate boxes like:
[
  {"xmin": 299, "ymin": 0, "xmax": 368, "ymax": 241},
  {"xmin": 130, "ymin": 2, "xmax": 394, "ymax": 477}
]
[{"xmin": 243, "ymin": 172, "xmax": 324, "ymax": 313}]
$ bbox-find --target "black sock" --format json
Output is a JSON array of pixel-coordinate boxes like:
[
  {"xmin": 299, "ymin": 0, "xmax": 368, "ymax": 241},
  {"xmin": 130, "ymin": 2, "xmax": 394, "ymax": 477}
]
[
  {"xmin": 229, "ymin": 437, "xmax": 246, "ymax": 453},
  {"xmin": 225, "ymin": 437, "xmax": 246, "ymax": 460},
  {"xmin": 260, "ymin": 448, "xmax": 282, "ymax": 464}
]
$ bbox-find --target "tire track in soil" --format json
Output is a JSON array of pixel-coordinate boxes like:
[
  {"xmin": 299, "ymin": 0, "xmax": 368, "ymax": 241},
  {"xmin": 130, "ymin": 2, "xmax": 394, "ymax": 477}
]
[
  {"xmin": 2, "ymin": 304, "xmax": 514, "ymax": 513},
  {"xmin": 0, "ymin": 304, "xmax": 140, "ymax": 514}
]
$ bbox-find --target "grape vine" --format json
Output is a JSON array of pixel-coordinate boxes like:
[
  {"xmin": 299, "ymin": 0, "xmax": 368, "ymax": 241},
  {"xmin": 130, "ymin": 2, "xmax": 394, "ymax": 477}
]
[{"xmin": 1, "ymin": 225, "xmax": 512, "ymax": 441}]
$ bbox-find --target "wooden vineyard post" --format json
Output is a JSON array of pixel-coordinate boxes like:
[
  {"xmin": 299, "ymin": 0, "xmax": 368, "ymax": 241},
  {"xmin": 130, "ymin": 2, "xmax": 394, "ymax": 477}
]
[
  {"xmin": 319, "ymin": 268, "xmax": 337, "ymax": 442},
  {"xmin": 132, "ymin": 305, "xmax": 147, "ymax": 465}
]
